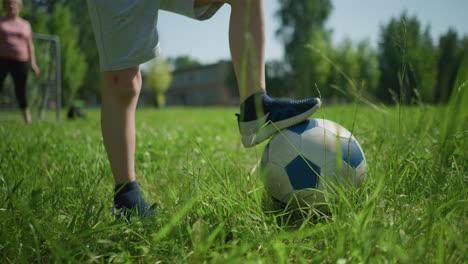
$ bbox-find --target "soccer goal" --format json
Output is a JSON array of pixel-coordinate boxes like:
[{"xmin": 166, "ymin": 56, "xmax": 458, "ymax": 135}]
[{"xmin": 0, "ymin": 33, "xmax": 61, "ymax": 121}]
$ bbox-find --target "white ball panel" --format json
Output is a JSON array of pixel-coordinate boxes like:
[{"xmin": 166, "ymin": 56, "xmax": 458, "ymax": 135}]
[
  {"xmin": 319, "ymin": 159, "xmax": 340, "ymax": 181},
  {"xmin": 300, "ymin": 127, "xmax": 339, "ymax": 168},
  {"xmin": 263, "ymin": 162, "xmax": 294, "ymax": 202},
  {"xmin": 268, "ymin": 129, "xmax": 302, "ymax": 167},
  {"xmin": 314, "ymin": 118, "xmax": 353, "ymax": 139}
]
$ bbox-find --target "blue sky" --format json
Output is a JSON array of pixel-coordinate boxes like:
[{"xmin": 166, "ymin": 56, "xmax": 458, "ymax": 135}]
[{"xmin": 157, "ymin": 0, "xmax": 468, "ymax": 64}]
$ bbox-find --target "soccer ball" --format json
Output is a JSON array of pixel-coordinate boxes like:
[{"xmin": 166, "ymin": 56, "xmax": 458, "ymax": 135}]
[{"xmin": 261, "ymin": 119, "xmax": 367, "ymax": 206}]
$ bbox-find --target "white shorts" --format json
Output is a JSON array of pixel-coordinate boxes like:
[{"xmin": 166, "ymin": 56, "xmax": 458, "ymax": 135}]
[{"xmin": 87, "ymin": 0, "xmax": 223, "ymax": 72}]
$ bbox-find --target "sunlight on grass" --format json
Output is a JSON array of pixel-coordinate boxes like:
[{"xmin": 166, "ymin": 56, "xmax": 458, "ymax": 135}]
[{"xmin": 0, "ymin": 105, "xmax": 466, "ymax": 263}]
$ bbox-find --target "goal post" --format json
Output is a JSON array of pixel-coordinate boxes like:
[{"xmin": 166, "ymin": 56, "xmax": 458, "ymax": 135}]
[{"xmin": 33, "ymin": 33, "xmax": 62, "ymax": 121}]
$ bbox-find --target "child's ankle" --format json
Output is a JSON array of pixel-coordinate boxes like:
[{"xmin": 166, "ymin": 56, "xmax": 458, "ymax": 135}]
[
  {"xmin": 115, "ymin": 181, "xmax": 139, "ymax": 195},
  {"xmin": 240, "ymin": 91, "xmax": 266, "ymax": 121},
  {"xmin": 114, "ymin": 181, "xmax": 146, "ymax": 210}
]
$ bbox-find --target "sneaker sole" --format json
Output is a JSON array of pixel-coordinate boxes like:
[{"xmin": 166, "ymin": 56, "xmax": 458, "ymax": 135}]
[{"xmin": 240, "ymin": 98, "xmax": 322, "ymax": 147}]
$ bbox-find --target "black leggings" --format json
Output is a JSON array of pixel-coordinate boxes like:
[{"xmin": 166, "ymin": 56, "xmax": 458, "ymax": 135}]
[{"xmin": 0, "ymin": 57, "xmax": 29, "ymax": 109}]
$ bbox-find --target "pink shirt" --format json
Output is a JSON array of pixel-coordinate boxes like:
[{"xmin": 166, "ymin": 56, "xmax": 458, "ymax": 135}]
[{"xmin": 0, "ymin": 17, "xmax": 32, "ymax": 62}]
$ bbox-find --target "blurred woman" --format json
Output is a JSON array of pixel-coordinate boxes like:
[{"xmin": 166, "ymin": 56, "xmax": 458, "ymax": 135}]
[{"xmin": 0, "ymin": 0, "xmax": 40, "ymax": 124}]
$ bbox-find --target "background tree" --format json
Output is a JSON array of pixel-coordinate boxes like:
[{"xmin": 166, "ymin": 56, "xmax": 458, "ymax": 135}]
[
  {"xmin": 276, "ymin": 0, "xmax": 333, "ymax": 97},
  {"xmin": 327, "ymin": 39, "xmax": 359, "ymax": 101},
  {"xmin": 455, "ymin": 37, "xmax": 468, "ymax": 88},
  {"xmin": 377, "ymin": 13, "xmax": 437, "ymax": 104},
  {"xmin": 434, "ymin": 30, "xmax": 468, "ymax": 104},
  {"xmin": 168, "ymin": 56, "xmax": 201, "ymax": 71},
  {"xmin": 326, "ymin": 39, "xmax": 379, "ymax": 102},
  {"xmin": 356, "ymin": 40, "xmax": 380, "ymax": 97},
  {"xmin": 451, "ymin": 37, "xmax": 468, "ymax": 100},
  {"xmin": 416, "ymin": 28, "xmax": 437, "ymax": 102},
  {"xmin": 145, "ymin": 59, "xmax": 173, "ymax": 108},
  {"xmin": 64, "ymin": 0, "xmax": 101, "ymax": 104},
  {"xmin": 265, "ymin": 60, "xmax": 294, "ymax": 98},
  {"xmin": 49, "ymin": 4, "xmax": 87, "ymax": 107}
]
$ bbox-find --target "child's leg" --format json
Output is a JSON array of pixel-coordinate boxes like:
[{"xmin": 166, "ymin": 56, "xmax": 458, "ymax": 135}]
[
  {"xmin": 101, "ymin": 67, "xmax": 140, "ymax": 185},
  {"xmin": 196, "ymin": 0, "xmax": 321, "ymax": 147},
  {"xmin": 228, "ymin": 0, "xmax": 266, "ymax": 101},
  {"xmin": 87, "ymin": 0, "xmax": 160, "ymax": 220},
  {"xmin": 101, "ymin": 67, "xmax": 152, "ymax": 219},
  {"xmin": 196, "ymin": 0, "xmax": 265, "ymax": 101}
]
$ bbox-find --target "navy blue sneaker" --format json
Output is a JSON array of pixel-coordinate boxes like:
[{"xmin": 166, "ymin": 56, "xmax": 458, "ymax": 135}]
[
  {"xmin": 237, "ymin": 91, "xmax": 321, "ymax": 147},
  {"xmin": 113, "ymin": 181, "xmax": 156, "ymax": 221}
]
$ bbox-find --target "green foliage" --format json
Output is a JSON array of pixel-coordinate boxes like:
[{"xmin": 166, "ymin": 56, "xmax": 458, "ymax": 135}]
[
  {"xmin": 145, "ymin": 59, "xmax": 173, "ymax": 108},
  {"xmin": 168, "ymin": 56, "xmax": 201, "ymax": 71},
  {"xmin": 276, "ymin": 0, "xmax": 333, "ymax": 97},
  {"xmin": 438, "ymin": 49, "xmax": 468, "ymax": 162},
  {"xmin": 329, "ymin": 39, "xmax": 360, "ymax": 88},
  {"xmin": 435, "ymin": 32, "xmax": 468, "ymax": 104},
  {"xmin": 436, "ymin": 30, "xmax": 461, "ymax": 103},
  {"xmin": 49, "ymin": 4, "xmax": 87, "ymax": 107},
  {"xmin": 326, "ymin": 39, "xmax": 379, "ymax": 101},
  {"xmin": 455, "ymin": 39, "xmax": 468, "ymax": 89},
  {"xmin": 377, "ymin": 13, "xmax": 437, "ymax": 104},
  {"xmin": 265, "ymin": 60, "xmax": 293, "ymax": 98},
  {"xmin": 0, "ymin": 105, "xmax": 466, "ymax": 262},
  {"xmin": 275, "ymin": 1, "xmax": 380, "ymax": 102},
  {"xmin": 356, "ymin": 40, "xmax": 380, "ymax": 96},
  {"xmin": 63, "ymin": 0, "xmax": 101, "ymax": 102}
]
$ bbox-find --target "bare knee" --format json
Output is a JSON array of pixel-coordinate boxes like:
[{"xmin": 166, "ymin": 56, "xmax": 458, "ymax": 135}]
[{"xmin": 102, "ymin": 67, "xmax": 141, "ymax": 103}]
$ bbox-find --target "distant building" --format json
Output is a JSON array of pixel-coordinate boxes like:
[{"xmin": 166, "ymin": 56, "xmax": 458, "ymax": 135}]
[{"xmin": 165, "ymin": 61, "xmax": 238, "ymax": 106}]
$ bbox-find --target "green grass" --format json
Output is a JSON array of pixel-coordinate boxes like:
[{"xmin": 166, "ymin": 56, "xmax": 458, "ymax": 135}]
[{"xmin": 0, "ymin": 105, "xmax": 466, "ymax": 263}]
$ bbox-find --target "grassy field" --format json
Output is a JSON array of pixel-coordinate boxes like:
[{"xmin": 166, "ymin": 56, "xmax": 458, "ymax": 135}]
[{"xmin": 0, "ymin": 104, "xmax": 466, "ymax": 263}]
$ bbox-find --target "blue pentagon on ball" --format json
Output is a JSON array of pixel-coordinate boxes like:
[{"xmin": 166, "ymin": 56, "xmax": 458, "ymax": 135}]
[
  {"xmin": 340, "ymin": 138, "xmax": 364, "ymax": 168},
  {"xmin": 285, "ymin": 156, "xmax": 320, "ymax": 189},
  {"xmin": 286, "ymin": 119, "xmax": 318, "ymax": 135}
]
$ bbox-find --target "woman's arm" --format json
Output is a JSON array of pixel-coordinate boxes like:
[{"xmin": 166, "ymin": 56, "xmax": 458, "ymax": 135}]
[{"xmin": 27, "ymin": 23, "xmax": 40, "ymax": 76}]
